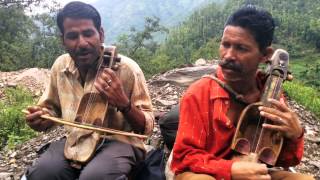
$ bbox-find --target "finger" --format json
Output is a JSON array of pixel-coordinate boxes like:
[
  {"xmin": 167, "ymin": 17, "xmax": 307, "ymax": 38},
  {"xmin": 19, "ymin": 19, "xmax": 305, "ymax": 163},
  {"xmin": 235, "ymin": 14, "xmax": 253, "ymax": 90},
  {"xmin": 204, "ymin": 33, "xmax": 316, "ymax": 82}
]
[
  {"xmin": 104, "ymin": 84, "xmax": 110, "ymax": 91},
  {"xmin": 41, "ymin": 107, "xmax": 51, "ymax": 115},
  {"xmin": 256, "ymin": 164, "xmax": 268, "ymax": 174},
  {"xmin": 259, "ymin": 174, "xmax": 271, "ymax": 180},
  {"xmin": 262, "ymin": 123, "xmax": 286, "ymax": 133},
  {"xmin": 97, "ymin": 74, "xmax": 112, "ymax": 89},
  {"xmin": 27, "ymin": 118, "xmax": 43, "ymax": 126},
  {"xmin": 94, "ymin": 79, "xmax": 105, "ymax": 91},
  {"xmin": 94, "ymin": 81, "xmax": 109, "ymax": 97},
  {"xmin": 26, "ymin": 106, "xmax": 42, "ymax": 113},
  {"xmin": 104, "ymin": 68, "xmax": 117, "ymax": 80},
  {"xmin": 26, "ymin": 109, "xmax": 43, "ymax": 120},
  {"xmin": 259, "ymin": 105, "xmax": 282, "ymax": 116},
  {"xmin": 101, "ymin": 69, "xmax": 115, "ymax": 88},
  {"xmin": 106, "ymin": 78, "xmax": 112, "ymax": 86},
  {"xmin": 259, "ymin": 111, "xmax": 287, "ymax": 125},
  {"xmin": 267, "ymin": 98, "xmax": 290, "ymax": 112},
  {"xmin": 99, "ymin": 70, "xmax": 111, "ymax": 84}
]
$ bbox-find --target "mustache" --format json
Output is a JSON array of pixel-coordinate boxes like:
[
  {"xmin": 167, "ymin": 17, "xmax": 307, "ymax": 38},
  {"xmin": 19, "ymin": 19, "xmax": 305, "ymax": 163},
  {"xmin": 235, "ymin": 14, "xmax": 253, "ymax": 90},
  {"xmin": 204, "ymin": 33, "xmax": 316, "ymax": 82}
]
[
  {"xmin": 75, "ymin": 48, "xmax": 93, "ymax": 56},
  {"xmin": 219, "ymin": 59, "xmax": 242, "ymax": 72}
]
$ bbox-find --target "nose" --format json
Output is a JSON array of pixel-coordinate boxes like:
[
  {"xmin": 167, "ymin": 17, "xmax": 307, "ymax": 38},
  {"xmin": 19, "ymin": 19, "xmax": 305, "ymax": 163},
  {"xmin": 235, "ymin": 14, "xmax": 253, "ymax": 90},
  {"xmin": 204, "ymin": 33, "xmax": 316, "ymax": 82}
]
[
  {"xmin": 224, "ymin": 47, "xmax": 236, "ymax": 60},
  {"xmin": 78, "ymin": 35, "xmax": 89, "ymax": 48}
]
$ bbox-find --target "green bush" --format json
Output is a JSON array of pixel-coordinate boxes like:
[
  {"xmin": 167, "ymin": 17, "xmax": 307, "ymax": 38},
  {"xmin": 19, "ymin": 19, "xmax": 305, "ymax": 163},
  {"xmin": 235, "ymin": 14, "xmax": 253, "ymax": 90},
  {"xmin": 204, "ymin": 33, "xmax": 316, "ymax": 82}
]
[
  {"xmin": 0, "ymin": 87, "xmax": 37, "ymax": 149},
  {"xmin": 284, "ymin": 81, "xmax": 320, "ymax": 118}
]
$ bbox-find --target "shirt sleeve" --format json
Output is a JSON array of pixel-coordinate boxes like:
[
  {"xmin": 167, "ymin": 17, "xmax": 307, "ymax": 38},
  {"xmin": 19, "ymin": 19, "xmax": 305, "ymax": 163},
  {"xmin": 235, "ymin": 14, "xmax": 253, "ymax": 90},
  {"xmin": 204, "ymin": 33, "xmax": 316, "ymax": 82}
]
[
  {"xmin": 130, "ymin": 62, "xmax": 154, "ymax": 135},
  {"xmin": 171, "ymin": 93, "xmax": 233, "ymax": 180},
  {"xmin": 276, "ymin": 131, "xmax": 304, "ymax": 167},
  {"xmin": 37, "ymin": 59, "xmax": 61, "ymax": 118}
]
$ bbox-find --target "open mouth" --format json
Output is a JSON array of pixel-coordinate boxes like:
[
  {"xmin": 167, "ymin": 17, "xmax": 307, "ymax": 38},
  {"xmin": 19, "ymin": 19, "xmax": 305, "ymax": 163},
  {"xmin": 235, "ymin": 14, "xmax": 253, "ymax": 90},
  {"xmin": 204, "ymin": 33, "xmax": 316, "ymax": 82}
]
[{"xmin": 77, "ymin": 52, "xmax": 91, "ymax": 59}]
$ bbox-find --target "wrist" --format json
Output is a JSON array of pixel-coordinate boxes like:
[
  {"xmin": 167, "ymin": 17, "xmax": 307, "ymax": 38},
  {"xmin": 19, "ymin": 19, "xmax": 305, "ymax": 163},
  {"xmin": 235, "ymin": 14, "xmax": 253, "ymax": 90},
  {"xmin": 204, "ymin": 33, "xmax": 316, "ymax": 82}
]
[
  {"xmin": 119, "ymin": 100, "xmax": 131, "ymax": 114},
  {"xmin": 294, "ymin": 126, "xmax": 305, "ymax": 140}
]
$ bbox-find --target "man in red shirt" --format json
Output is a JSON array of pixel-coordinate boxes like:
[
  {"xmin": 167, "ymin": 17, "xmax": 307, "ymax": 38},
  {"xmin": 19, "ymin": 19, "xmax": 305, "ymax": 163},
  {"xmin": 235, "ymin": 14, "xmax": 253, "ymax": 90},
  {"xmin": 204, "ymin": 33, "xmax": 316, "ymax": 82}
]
[{"xmin": 171, "ymin": 6, "xmax": 314, "ymax": 180}]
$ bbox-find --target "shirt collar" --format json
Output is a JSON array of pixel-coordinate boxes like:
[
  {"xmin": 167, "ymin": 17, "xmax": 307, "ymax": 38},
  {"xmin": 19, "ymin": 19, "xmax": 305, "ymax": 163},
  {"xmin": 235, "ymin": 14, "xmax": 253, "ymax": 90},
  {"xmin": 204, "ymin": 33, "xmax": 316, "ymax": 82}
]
[
  {"xmin": 209, "ymin": 66, "xmax": 230, "ymax": 100},
  {"xmin": 209, "ymin": 66, "xmax": 267, "ymax": 100},
  {"xmin": 61, "ymin": 54, "xmax": 78, "ymax": 76}
]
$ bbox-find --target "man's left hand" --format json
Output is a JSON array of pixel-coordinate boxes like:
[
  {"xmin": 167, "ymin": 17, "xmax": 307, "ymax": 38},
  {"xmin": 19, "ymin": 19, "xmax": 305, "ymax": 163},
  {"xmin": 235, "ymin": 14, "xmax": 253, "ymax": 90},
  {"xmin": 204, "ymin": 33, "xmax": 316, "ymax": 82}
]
[
  {"xmin": 259, "ymin": 98, "xmax": 303, "ymax": 140},
  {"xmin": 95, "ymin": 68, "xmax": 130, "ymax": 109}
]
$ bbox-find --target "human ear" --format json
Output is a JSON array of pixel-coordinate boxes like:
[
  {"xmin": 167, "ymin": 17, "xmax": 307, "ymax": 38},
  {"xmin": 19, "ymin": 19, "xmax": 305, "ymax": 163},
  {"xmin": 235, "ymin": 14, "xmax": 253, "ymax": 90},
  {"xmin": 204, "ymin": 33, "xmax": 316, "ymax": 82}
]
[
  {"xmin": 260, "ymin": 47, "xmax": 273, "ymax": 63},
  {"xmin": 60, "ymin": 33, "xmax": 66, "ymax": 47},
  {"xmin": 99, "ymin": 27, "xmax": 105, "ymax": 43}
]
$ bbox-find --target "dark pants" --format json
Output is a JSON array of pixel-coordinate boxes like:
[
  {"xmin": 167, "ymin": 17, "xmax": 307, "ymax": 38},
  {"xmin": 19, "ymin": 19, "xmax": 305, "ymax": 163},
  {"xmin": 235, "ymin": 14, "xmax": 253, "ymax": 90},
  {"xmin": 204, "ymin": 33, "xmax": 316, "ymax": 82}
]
[
  {"xmin": 26, "ymin": 138, "xmax": 144, "ymax": 180},
  {"xmin": 175, "ymin": 171, "xmax": 315, "ymax": 180}
]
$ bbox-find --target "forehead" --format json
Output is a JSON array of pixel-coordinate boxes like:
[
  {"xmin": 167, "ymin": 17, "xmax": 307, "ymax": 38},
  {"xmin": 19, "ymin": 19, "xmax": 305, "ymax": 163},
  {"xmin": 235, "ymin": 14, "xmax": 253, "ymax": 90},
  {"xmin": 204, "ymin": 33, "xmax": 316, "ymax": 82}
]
[
  {"xmin": 62, "ymin": 18, "xmax": 97, "ymax": 32},
  {"xmin": 221, "ymin": 25, "xmax": 258, "ymax": 46}
]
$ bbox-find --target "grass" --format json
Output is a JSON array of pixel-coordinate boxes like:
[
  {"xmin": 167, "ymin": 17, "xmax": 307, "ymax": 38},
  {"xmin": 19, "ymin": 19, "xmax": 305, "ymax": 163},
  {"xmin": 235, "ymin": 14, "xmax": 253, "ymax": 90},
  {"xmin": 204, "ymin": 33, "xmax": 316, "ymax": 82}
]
[
  {"xmin": 284, "ymin": 80, "xmax": 320, "ymax": 118},
  {"xmin": 0, "ymin": 87, "xmax": 38, "ymax": 150},
  {"xmin": 290, "ymin": 53, "xmax": 320, "ymax": 80},
  {"xmin": 285, "ymin": 51, "xmax": 320, "ymax": 118}
]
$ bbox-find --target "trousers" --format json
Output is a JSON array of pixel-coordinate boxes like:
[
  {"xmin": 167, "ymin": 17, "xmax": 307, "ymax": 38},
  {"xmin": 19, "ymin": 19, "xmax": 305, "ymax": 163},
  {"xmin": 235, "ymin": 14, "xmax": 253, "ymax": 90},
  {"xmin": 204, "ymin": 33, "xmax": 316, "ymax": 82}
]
[
  {"xmin": 175, "ymin": 171, "xmax": 315, "ymax": 180},
  {"xmin": 26, "ymin": 138, "xmax": 144, "ymax": 180}
]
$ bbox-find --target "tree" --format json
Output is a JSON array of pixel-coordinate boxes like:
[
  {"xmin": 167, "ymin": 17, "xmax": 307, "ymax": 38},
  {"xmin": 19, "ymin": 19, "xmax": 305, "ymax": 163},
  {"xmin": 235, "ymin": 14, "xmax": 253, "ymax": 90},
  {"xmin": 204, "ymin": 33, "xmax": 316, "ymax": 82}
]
[
  {"xmin": 0, "ymin": 4, "xmax": 36, "ymax": 70},
  {"xmin": 117, "ymin": 16, "xmax": 168, "ymax": 58},
  {"xmin": 0, "ymin": 0, "xmax": 41, "ymax": 7},
  {"xmin": 31, "ymin": 13, "xmax": 64, "ymax": 68},
  {"xmin": 0, "ymin": 0, "xmax": 62, "ymax": 71}
]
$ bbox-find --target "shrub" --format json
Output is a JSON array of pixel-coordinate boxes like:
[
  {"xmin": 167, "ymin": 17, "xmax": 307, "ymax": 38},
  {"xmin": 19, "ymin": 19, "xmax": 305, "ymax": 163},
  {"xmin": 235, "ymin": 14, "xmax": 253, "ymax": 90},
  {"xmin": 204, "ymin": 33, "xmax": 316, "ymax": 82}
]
[
  {"xmin": 284, "ymin": 81, "xmax": 320, "ymax": 118},
  {"xmin": 0, "ymin": 87, "xmax": 37, "ymax": 149}
]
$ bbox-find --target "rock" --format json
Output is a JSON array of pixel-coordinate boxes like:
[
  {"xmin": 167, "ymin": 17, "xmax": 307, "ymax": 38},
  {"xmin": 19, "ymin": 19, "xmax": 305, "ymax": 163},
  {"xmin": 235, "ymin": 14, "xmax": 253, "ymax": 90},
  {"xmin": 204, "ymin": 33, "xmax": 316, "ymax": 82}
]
[
  {"xmin": 305, "ymin": 136, "xmax": 320, "ymax": 144},
  {"xmin": 194, "ymin": 58, "xmax": 207, "ymax": 66},
  {"xmin": 9, "ymin": 152, "xmax": 16, "ymax": 158},
  {"xmin": 6, "ymin": 83, "xmax": 16, "ymax": 88},
  {"xmin": 0, "ymin": 173, "xmax": 13, "ymax": 180},
  {"xmin": 151, "ymin": 65, "xmax": 217, "ymax": 87},
  {"xmin": 310, "ymin": 161, "xmax": 320, "ymax": 169},
  {"xmin": 156, "ymin": 99, "xmax": 177, "ymax": 106}
]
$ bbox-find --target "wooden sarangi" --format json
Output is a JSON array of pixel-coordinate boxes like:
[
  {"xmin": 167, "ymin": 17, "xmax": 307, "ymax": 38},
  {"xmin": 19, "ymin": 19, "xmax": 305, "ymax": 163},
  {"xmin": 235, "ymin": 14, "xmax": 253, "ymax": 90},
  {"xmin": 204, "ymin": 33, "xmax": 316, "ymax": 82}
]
[{"xmin": 231, "ymin": 49, "xmax": 291, "ymax": 165}]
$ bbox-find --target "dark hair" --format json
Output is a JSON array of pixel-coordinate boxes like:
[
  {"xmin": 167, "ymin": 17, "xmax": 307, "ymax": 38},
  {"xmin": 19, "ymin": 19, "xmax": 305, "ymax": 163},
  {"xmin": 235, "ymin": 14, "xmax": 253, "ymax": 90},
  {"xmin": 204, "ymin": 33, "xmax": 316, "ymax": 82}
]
[
  {"xmin": 56, "ymin": 1, "xmax": 101, "ymax": 34},
  {"xmin": 225, "ymin": 5, "xmax": 275, "ymax": 51}
]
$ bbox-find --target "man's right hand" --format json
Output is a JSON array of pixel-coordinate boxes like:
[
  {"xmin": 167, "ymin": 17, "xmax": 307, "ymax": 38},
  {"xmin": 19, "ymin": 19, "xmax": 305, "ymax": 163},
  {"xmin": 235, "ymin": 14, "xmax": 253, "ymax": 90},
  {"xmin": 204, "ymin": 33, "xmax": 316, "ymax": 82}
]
[
  {"xmin": 25, "ymin": 106, "xmax": 54, "ymax": 132},
  {"xmin": 231, "ymin": 161, "xmax": 271, "ymax": 180}
]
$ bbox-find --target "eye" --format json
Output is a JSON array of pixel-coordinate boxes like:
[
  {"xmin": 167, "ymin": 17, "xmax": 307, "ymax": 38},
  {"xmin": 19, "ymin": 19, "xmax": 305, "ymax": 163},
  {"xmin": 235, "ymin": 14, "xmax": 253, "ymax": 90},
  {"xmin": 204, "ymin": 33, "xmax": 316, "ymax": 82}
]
[
  {"xmin": 65, "ymin": 32, "xmax": 78, "ymax": 40},
  {"xmin": 83, "ymin": 29, "xmax": 95, "ymax": 37},
  {"xmin": 236, "ymin": 45, "xmax": 248, "ymax": 52},
  {"xmin": 221, "ymin": 42, "xmax": 230, "ymax": 48}
]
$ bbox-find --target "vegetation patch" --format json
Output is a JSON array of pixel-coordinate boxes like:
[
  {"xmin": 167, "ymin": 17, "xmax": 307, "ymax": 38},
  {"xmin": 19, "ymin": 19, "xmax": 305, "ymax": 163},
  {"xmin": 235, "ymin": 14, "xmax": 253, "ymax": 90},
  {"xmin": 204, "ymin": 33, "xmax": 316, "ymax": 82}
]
[
  {"xmin": 284, "ymin": 81, "xmax": 320, "ymax": 118},
  {"xmin": 0, "ymin": 87, "xmax": 38, "ymax": 150}
]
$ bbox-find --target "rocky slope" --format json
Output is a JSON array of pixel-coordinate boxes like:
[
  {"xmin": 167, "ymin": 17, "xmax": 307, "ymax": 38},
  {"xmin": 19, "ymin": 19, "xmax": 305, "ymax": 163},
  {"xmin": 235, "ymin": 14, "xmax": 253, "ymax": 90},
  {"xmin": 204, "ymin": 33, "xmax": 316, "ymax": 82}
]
[{"xmin": 0, "ymin": 65, "xmax": 319, "ymax": 179}]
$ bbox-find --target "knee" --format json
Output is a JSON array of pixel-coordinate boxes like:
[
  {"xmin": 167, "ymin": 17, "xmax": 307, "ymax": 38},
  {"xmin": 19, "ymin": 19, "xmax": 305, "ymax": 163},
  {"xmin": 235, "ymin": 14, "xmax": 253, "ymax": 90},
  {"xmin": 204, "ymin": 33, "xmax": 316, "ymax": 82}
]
[
  {"xmin": 79, "ymin": 171, "xmax": 128, "ymax": 180},
  {"xmin": 79, "ymin": 163, "xmax": 131, "ymax": 180},
  {"xmin": 26, "ymin": 160, "xmax": 66, "ymax": 179}
]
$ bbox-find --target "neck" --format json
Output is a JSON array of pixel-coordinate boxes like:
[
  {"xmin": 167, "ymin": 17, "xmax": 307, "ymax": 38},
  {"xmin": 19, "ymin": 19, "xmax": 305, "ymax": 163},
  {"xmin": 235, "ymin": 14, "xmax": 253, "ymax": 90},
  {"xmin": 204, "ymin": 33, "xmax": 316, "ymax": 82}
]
[
  {"xmin": 78, "ymin": 66, "xmax": 89, "ymax": 86},
  {"xmin": 226, "ymin": 75, "xmax": 261, "ymax": 103}
]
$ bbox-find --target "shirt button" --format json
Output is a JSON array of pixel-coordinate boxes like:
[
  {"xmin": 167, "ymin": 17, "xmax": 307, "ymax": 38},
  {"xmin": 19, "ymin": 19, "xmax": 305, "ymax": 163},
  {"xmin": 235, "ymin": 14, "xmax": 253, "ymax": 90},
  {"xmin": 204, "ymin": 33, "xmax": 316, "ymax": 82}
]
[{"xmin": 225, "ymin": 101, "xmax": 229, "ymax": 105}]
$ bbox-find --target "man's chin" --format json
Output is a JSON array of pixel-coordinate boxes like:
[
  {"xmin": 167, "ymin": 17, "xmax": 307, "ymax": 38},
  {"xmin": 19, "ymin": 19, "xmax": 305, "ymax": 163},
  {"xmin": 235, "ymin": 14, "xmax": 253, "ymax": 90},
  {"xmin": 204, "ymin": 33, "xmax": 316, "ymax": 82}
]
[{"xmin": 74, "ymin": 57, "xmax": 97, "ymax": 68}]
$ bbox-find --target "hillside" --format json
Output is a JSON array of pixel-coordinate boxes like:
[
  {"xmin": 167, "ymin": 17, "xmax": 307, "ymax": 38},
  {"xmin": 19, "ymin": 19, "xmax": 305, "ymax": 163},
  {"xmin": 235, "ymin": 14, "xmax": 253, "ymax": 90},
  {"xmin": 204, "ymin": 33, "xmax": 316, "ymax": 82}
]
[
  {"xmin": 91, "ymin": 0, "xmax": 223, "ymax": 43},
  {"xmin": 124, "ymin": 0, "xmax": 320, "ymax": 89}
]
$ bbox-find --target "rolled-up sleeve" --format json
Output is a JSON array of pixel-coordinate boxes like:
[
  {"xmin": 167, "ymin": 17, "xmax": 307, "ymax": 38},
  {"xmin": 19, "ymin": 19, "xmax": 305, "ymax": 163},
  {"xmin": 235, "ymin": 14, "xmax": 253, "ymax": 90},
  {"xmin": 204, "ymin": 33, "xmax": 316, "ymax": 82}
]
[
  {"xmin": 37, "ymin": 58, "xmax": 62, "ymax": 118},
  {"xmin": 128, "ymin": 59, "xmax": 154, "ymax": 135}
]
